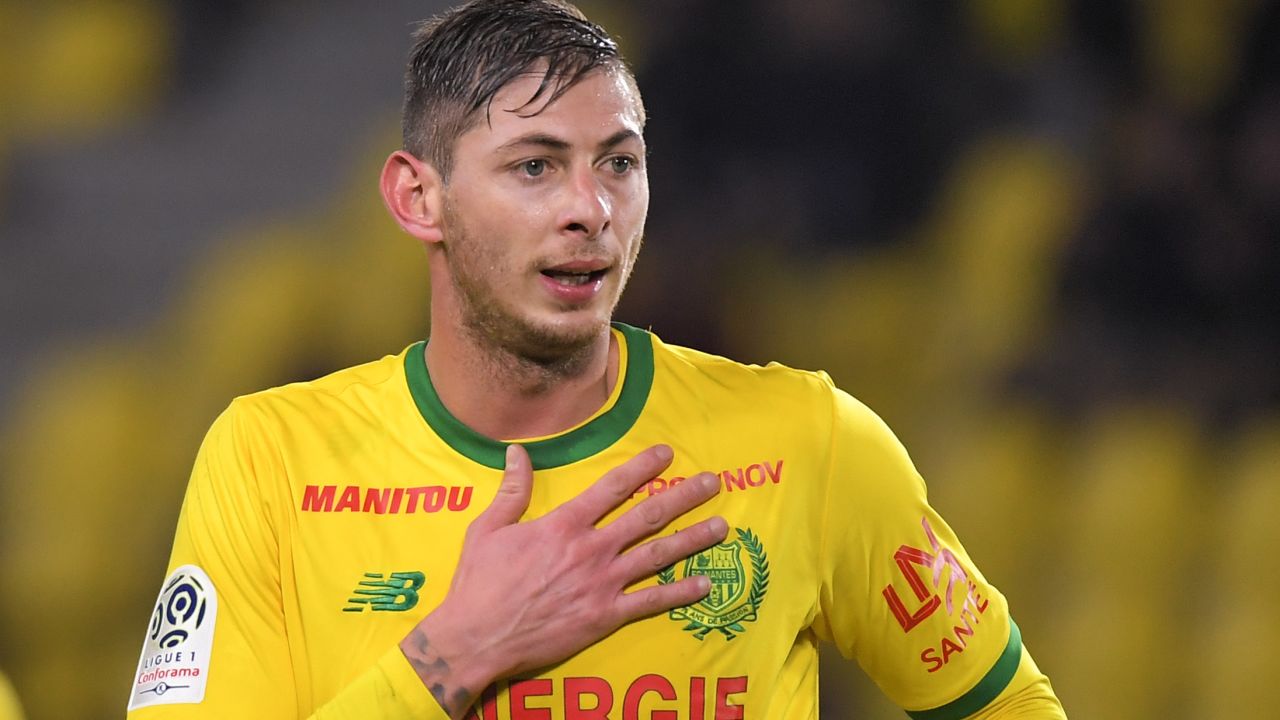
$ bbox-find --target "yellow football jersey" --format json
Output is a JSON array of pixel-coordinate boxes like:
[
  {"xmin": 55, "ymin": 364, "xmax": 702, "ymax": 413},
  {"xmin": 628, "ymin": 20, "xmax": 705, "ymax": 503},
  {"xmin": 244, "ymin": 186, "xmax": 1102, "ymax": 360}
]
[
  {"xmin": 127, "ymin": 324, "xmax": 1063, "ymax": 719},
  {"xmin": 0, "ymin": 670, "xmax": 25, "ymax": 720}
]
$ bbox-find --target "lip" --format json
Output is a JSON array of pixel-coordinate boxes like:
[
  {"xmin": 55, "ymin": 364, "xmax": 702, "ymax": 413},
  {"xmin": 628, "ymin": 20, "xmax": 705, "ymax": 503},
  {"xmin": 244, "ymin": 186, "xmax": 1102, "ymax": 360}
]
[
  {"xmin": 542, "ymin": 258, "xmax": 612, "ymax": 274},
  {"xmin": 538, "ymin": 262, "xmax": 610, "ymax": 305}
]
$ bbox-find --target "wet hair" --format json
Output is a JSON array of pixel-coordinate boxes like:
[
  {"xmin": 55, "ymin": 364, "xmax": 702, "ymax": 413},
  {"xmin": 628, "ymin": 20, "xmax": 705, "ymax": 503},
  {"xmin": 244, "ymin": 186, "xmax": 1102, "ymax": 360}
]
[{"xmin": 402, "ymin": 0, "xmax": 637, "ymax": 180}]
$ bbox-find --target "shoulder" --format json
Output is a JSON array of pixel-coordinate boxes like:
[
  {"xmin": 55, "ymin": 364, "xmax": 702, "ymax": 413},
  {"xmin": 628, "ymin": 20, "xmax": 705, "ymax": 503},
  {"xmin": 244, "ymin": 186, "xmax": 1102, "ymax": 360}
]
[
  {"xmin": 646, "ymin": 328, "xmax": 908, "ymax": 459},
  {"xmin": 648, "ymin": 329, "xmax": 837, "ymax": 405},
  {"xmin": 227, "ymin": 345, "xmax": 413, "ymax": 417},
  {"xmin": 207, "ymin": 345, "xmax": 418, "ymax": 445}
]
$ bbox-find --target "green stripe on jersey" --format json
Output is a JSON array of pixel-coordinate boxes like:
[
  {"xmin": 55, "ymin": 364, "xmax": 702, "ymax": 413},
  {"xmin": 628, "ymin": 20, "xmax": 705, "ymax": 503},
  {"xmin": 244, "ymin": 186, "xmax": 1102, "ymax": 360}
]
[
  {"xmin": 404, "ymin": 322, "xmax": 654, "ymax": 470},
  {"xmin": 906, "ymin": 618, "xmax": 1023, "ymax": 720}
]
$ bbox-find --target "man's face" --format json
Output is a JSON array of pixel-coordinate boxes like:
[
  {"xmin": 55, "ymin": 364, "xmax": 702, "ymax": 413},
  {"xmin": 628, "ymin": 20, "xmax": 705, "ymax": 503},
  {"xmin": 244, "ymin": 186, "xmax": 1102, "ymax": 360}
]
[{"xmin": 439, "ymin": 66, "xmax": 649, "ymax": 361}]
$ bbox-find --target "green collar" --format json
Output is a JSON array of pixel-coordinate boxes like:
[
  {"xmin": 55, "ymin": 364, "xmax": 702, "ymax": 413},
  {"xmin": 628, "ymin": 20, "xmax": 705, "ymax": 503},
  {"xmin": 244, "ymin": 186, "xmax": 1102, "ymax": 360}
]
[{"xmin": 403, "ymin": 322, "xmax": 654, "ymax": 470}]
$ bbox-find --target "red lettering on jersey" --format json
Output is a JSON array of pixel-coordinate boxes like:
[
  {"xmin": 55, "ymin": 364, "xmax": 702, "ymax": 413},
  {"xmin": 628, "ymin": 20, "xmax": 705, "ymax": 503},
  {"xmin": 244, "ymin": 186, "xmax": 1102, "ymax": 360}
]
[
  {"xmin": 463, "ymin": 675, "xmax": 745, "ymax": 718},
  {"xmin": 335, "ymin": 485, "xmax": 360, "ymax": 512},
  {"xmin": 405, "ymin": 486, "xmax": 428, "ymax": 512},
  {"xmin": 564, "ymin": 676, "xmax": 613, "ymax": 719},
  {"xmin": 883, "ymin": 518, "xmax": 988, "ymax": 633},
  {"xmin": 634, "ymin": 476, "xmax": 691, "ymax": 499},
  {"xmin": 765, "ymin": 460, "xmax": 783, "ymax": 484},
  {"xmin": 953, "ymin": 615, "xmax": 975, "ymax": 645},
  {"xmin": 448, "ymin": 485, "xmax": 473, "ymax": 511},
  {"xmin": 690, "ymin": 677, "xmax": 706, "ymax": 720},
  {"xmin": 362, "ymin": 487, "xmax": 391, "ymax": 513},
  {"xmin": 884, "ymin": 586, "xmax": 941, "ymax": 633},
  {"xmin": 921, "ymin": 647, "xmax": 944, "ymax": 673},
  {"xmin": 883, "ymin": 544, "xmax": 943, "ymax": 632},
  {"xmin": 622, "ymin": 674, "xmax": 677, "ymax": 720},
  {"xmin": 644, "ymin": 477, "xmax": 667, "ymax": 497},
  {"xmin": 713, "ymin": 677, "xmax": 747, "ymax": 720},
  {"xmin": 510, "ymin": 678, "xmax": 553, "ymax": 719},
  {"xmin": 918, "ymin": 589, "xmax": 992, "ymax": 671},
  {"xmin": 301, "ymin": 484, "xmax": 335, "ymax": 512},
  {"xmin": 300, "ymin": 484, "xmax": 474, "ymax": 514},
  {"xmin": 895, "ymin": 546, "xmax": 936, "ymax": 600},
  {"xmin": 420, "ymin": 486, "xmax": 445, "ymax": 512},
  {"xmin": 635, "ymin": 461, "xmax": 783, "ymax": 498},
  {"xmin": 939, "ymin": 637, "xmax": 964, "ymax": 665}
]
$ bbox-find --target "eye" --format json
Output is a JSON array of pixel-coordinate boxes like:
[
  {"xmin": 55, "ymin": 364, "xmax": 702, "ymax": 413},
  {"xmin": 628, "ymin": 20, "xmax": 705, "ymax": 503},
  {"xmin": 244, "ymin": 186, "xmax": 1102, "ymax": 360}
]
[
  {"xmin": 608, "ymin": 156, "xmax": 635, "ymax": 174},
  {"xmin": 519, "ymin": 159, "xmax": 547, "ymax": 177}
]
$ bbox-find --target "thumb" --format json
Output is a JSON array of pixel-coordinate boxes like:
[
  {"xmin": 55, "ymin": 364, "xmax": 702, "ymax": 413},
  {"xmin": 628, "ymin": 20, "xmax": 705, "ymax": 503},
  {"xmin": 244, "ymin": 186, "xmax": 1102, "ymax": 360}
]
[{"xmin": 475, "ymin": 444, "xmax": 534, "ymax": 530}]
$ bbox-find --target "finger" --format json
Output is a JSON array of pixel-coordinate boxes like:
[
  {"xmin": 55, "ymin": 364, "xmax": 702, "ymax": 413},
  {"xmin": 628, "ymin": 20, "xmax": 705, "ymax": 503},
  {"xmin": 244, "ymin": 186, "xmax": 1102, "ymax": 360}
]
[
  {"xmin": 471, "ymin": 444, "xmax": 533, "ymax": 532},
  {"xmin": 556, "ymin": 444, "xmax": 675, "ymax": 526},
  {"xmin": 599, "ymin": 471, "xmax": 721, "ymax": 550},
  {"xmin": 615, "ymin": 575, "xmax": 712, "ymax": 622},
  {"xmin": 616, "ymin": 516, "xmax": 729, "ymax": 586}
]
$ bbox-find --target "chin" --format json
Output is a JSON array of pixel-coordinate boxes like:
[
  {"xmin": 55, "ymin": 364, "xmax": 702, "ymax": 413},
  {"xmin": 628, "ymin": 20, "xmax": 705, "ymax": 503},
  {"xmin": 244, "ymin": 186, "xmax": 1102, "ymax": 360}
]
[
  {"xmin": 517, "ymin": 311, "xmax": 611, "ymax": 358},
  {"xmin": 464, "ymin": 300, "xmax": 610, "ymax": 366}
]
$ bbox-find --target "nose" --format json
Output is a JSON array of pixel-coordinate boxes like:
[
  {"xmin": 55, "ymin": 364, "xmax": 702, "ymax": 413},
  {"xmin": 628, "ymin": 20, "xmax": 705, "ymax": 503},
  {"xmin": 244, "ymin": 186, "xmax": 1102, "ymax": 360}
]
[{"xmin": 558, "ymin": 164, "xmax": 611, "ymax": 239}]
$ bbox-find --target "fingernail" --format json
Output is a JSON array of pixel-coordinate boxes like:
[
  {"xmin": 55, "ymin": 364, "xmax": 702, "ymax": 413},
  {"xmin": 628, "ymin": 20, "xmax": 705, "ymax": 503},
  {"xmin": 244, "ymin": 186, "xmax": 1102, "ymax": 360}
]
[
  {"xmin": 709, "ymin": 516, "xmax": 728, "ymax": 536},
  {"xmin": 655, "ymin": 445, "xmax": 673, "ymax": 463},
  {"xmin": 695, "ymin": 576, "xmax": 711, "ymax": 593},
  {"xmin": 700, "ymin": 473, "xmax": 719, "ymax": 492}
]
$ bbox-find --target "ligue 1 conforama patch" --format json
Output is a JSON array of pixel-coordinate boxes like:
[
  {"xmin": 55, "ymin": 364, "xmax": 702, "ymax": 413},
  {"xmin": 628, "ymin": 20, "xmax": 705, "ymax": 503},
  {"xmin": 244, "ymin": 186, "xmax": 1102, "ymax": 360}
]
[{"xmin": 128, "ymin": 565, "xmax": 217, "ymax": 710}]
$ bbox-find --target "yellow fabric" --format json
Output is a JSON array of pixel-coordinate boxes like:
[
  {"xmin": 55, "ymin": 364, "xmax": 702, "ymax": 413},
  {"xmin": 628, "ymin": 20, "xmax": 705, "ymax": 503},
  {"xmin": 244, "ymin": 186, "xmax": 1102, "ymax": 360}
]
[
  {"xmin": 970, "ymin": 647, "xmax": 1066, "ymax": 719},
  {"xmin": 0, "ymin": 671, "xmax": 24, "ymax": 720},
  {"xmin": 127, "ymin": 326, "xmax": 1060, "ymax": 718}
]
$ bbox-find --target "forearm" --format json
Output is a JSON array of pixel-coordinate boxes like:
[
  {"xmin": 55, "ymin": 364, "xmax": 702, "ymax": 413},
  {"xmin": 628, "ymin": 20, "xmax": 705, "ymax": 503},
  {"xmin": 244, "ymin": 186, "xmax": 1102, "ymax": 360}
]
[{"xmin": 397, "ymin": 616, "xmax": 497, "ymax": 720}]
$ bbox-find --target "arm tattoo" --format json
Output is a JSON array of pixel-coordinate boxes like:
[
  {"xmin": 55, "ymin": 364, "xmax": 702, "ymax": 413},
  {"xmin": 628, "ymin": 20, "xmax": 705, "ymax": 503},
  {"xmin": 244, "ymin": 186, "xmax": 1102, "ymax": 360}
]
[{"xmin": 401, "ymin": 631, "xmax": 475, "ymax": 718}]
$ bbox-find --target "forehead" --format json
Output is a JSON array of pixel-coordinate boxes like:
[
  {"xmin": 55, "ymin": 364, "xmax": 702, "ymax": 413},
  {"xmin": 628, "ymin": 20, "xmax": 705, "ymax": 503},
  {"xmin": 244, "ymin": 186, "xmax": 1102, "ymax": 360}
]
[{"xmin": 466, "ymin": 67, "xmax": 645, "ymax": 149}]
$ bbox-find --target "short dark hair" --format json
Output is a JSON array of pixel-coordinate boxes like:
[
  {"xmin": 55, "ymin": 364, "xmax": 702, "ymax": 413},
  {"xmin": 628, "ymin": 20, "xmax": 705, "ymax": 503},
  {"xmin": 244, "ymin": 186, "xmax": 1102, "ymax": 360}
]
[{"xmin": 402, "ymin": 0, "xmax": 635, "ymax": 180}]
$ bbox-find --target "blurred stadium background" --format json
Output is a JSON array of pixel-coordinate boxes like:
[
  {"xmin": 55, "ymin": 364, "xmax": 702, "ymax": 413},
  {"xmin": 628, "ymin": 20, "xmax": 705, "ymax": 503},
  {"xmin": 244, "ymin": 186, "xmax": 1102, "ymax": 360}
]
[{"xmin": 1, "ymin": 0, "xmax": 1278, "ymax": 718}]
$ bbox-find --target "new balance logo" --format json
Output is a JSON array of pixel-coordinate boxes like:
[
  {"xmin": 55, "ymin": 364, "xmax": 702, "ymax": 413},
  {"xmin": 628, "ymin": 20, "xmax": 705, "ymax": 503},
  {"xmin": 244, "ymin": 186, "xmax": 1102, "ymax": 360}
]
[{"xmin": 343, "ymin": 572, "xmax": 425, "ymax": 612}]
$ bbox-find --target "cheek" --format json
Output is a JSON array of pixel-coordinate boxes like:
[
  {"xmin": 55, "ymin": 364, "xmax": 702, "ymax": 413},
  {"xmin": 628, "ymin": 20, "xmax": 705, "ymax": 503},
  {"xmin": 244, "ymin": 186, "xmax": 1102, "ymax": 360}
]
[
  {"xmin": 607, "ymin": 169, "xmax": 647, "ymax": 211},
  {"xmin": 450, "ymin": 193, "xmax": 520, "ymax": 253},
  {"xmin": 616, "ymin": 182, "xmax": 649, "ymax": 239},
  {"xmin": 467, "ymin": 188, "xmax": 547, "ymax": 240}
]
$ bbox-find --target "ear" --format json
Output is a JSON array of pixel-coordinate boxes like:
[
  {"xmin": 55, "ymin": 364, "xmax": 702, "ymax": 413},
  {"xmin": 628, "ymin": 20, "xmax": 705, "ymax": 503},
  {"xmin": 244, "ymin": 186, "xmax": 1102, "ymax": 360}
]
[{"xmin": 380, "ymin": 150, "xmax": 445, "ymax": 245}]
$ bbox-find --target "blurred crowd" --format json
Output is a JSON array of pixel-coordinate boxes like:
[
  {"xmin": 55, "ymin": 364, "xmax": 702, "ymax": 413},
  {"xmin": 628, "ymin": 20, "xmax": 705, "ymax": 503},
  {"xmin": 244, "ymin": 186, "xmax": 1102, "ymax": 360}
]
[{"xmin": 1, "ymin": 1, "xmax": 1277, "ymax": 718}]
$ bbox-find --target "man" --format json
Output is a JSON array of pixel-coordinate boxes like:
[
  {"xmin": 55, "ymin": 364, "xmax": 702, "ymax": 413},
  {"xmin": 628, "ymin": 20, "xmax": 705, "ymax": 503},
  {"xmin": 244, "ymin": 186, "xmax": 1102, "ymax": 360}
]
[{"xmin": 128, "ymin": 1, "xmax": 1066, "ymax": 718}]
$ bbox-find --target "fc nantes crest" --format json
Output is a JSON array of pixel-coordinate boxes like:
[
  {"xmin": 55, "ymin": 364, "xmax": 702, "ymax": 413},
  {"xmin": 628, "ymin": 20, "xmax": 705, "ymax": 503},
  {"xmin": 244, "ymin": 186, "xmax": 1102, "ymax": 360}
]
[{"xmin": 658, "ymin": 527, "xmax": 769, "ymax": 640}]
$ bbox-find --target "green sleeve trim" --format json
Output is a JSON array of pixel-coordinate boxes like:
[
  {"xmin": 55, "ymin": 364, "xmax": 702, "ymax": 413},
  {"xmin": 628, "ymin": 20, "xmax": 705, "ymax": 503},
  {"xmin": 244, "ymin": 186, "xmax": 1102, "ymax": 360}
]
[
  {"xmin": 905, "ymin": 618, "xmax": 1023, "ymax": 720},
  {"xmin": 402, "ymin": 322, "xmax": 654, "ymax": 470}
]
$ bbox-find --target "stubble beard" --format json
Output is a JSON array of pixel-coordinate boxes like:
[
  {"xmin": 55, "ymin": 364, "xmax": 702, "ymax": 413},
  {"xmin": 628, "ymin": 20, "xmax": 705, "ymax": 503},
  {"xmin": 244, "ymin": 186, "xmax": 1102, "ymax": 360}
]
[{"xmin": 442, "ymin": 202, "xmax": 635, "ymax": 381}]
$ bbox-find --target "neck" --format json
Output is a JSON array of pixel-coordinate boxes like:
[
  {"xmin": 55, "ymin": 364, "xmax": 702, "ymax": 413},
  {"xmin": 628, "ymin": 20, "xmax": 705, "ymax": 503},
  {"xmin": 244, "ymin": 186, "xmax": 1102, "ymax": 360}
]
[{"xmin": 424, "ymin": 315, "xmax": 619, "ymax": 443}]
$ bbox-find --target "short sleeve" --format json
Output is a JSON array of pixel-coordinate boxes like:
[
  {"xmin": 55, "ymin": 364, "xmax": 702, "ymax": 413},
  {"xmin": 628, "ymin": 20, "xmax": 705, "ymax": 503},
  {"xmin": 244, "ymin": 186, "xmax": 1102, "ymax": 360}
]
[{"xmin": 811, "ymin": 379, "xmax": 1027, "ymax": 717}]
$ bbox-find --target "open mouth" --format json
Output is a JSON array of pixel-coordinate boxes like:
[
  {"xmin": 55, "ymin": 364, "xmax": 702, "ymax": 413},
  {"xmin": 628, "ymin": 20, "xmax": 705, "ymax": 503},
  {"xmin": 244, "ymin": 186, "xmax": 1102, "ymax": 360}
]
[{"xmin": 540, "ymin": 268, "xmax": 608, "ymax": 287}]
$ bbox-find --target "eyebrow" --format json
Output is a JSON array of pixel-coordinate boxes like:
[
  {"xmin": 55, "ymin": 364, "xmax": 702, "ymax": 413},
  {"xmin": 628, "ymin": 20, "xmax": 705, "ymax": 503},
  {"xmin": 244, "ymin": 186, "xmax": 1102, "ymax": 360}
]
[
  {"xmin": 497, "ymin": 133, "xmax": 570, "ymax": 153},
  {"xmin": 599, "ymin": 129, "xmax": 641, "ymax": 152},
  {"xmin": 496, "ymin": 129, "xmax": 642, "ymax": 154}
]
